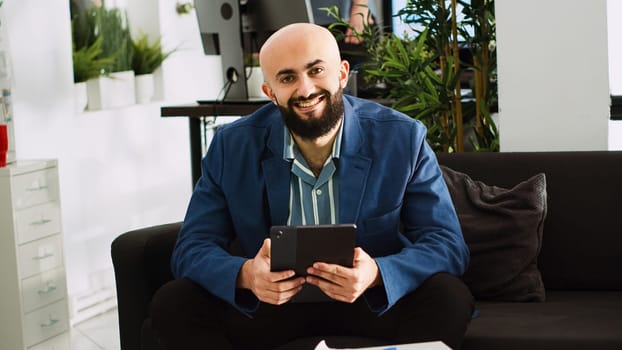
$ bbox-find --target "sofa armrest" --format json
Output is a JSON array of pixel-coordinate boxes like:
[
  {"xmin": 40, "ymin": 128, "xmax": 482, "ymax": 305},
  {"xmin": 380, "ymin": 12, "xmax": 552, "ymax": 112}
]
[{"xmin": 111, "ymin": 222, "xmax": 181, "ymax": 350}]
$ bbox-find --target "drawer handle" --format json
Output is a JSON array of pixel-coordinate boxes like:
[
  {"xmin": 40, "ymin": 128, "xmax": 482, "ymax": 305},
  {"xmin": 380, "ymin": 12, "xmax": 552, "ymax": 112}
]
[
  {"xmin": 38, "ymin": 282, "xmax": 57, "ymax": 295},
  {"xmin": 32, "ymin": 252, "xmax": 54, "ymax": 260},
  {"xmin": 30, "ymin": 218, "xmax": 52, "ymax": 226},
  {"xmin": 26, "ymin": 185, "xmax": 49, "ymax": 192},
  {"xmin": 40, "ymin": 316, "xmax": 59, "ymax": 328}
]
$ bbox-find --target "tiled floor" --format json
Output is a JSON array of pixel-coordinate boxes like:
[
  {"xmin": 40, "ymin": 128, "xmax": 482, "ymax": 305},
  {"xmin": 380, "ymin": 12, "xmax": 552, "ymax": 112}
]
[{"xmin": 71, "ymin": 308, "xmax": 120, "ymax": 350}]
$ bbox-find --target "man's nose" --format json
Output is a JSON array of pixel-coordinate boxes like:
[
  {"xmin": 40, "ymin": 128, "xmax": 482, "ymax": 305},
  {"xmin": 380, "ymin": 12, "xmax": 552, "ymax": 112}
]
[{"xmin": 297, "ymin": 75, "xmax": 316, "ymax": 98}]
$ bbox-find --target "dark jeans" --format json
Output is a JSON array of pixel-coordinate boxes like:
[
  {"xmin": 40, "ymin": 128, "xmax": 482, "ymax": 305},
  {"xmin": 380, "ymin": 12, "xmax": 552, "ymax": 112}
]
[{"xmin": 151, "ymin": 273, "xmax": 474, "ymax": 350}]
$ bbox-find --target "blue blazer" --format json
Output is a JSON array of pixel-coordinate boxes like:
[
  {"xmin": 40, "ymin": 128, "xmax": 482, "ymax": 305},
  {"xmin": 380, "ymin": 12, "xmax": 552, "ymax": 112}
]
[{"xmin": 172, "ymin": 95, "xmax": 469, "ymax": 316}]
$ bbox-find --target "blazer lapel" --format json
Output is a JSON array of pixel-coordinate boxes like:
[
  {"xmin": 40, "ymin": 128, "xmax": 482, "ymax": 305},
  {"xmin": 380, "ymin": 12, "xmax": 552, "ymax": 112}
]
[
  {"xmin": 262, "ymin": 120, "xmax": 291, "ymax": 226},
  {"xmin": 339, "ymin": 156, "xmax": 371, "ymax": 224},
  {"xmin": 339, "ymin": 98, "xmax": 372, "ymax": 224}
]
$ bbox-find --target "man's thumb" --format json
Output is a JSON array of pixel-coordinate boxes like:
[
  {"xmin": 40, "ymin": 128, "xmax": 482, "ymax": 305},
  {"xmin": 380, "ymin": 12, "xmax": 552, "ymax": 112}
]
[{"xmin": 260, "ymin": 238, "xmax": 271, "ymax": 259}]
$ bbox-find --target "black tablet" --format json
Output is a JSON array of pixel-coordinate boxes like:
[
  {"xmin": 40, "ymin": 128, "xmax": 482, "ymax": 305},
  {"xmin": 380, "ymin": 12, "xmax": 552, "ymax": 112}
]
[{"xmin": 270, "ymin": 224, "xmax": 357, "ymax": 302}]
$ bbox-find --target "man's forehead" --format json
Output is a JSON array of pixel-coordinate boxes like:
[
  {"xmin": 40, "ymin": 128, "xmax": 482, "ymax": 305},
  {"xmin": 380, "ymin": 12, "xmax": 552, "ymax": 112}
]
[
  {"xmin": 275, "ymin": 59, "xmax": 325, "ymax": 76},
  {"xmin": 261, "ymin": 32, "xmax": 338, "ymax": 67}
]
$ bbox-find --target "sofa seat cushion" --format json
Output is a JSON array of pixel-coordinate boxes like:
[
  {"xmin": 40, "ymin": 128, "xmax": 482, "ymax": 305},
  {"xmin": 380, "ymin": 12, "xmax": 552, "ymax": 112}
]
[{"xmin": 463, "ymin": 291, "xmax": 622, "ymax": 350}]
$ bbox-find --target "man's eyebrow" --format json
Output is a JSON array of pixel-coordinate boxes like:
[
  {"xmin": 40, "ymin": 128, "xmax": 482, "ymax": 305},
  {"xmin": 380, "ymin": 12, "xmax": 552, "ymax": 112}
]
[
  {"xmin": 276, "ymin": 68, "xmax": 296, "ymax": 77},
  {"xmin": 275, "ymin": 59, "xmax": 325, "ymax": 77},
  {"xmin": 305, "ymin": 59, "xmax": 324, "ymax": 69}
]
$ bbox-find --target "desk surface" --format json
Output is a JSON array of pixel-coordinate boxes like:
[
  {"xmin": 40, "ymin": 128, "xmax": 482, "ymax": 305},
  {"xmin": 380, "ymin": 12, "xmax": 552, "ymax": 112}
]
[
  {"xmin": 161, "ymin": 98, "xmax": 395, "ymax": 118},
  {"xmin": 161, "ymin": 100, "xmax": 270, "ymax": 118}
]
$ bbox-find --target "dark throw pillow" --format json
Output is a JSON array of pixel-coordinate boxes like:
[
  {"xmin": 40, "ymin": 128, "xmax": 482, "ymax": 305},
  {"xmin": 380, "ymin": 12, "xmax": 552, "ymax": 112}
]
[{"xmin": 441, "ymin": 165, "xmax": 547, "ymax": 302}]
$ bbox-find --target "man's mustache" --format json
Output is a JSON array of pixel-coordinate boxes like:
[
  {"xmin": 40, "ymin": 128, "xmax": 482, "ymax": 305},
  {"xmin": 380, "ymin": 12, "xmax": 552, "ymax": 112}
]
[{"xmin": 289, "ymin": 91, "xmax": 328, "ymax": 105}]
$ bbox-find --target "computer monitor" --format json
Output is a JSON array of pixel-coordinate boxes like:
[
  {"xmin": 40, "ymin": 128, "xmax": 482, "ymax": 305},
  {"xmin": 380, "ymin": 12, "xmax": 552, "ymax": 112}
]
[{"xmin": 194, "ymin": 0, "xmax": 314, "ymax": 100}]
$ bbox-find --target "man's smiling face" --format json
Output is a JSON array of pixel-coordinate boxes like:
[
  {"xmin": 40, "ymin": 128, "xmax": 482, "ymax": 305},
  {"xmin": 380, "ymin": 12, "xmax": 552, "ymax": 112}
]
[{"xmin": 259, "ymin": 24, "xmax": 350, "ymax": 140}]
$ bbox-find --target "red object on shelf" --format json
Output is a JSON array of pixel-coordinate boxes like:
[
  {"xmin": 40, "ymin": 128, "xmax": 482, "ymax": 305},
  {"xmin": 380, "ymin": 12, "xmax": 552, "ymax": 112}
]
[{"xmin": 0, "ymin": 124, "xmax": 8, "ymax": 167}]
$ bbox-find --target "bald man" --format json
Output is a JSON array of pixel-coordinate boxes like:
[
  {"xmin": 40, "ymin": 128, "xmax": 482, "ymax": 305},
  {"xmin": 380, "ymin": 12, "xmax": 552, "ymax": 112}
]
[{"xmin": 151, "ymin": 23, "xmax": 474, "ymax": 350}]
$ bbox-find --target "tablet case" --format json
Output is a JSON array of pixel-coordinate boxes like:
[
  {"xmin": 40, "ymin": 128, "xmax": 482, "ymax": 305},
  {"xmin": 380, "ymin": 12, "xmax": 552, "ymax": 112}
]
[{"xmin": 270, "ymin": 224, "xmax": 356, "ymax": 302}]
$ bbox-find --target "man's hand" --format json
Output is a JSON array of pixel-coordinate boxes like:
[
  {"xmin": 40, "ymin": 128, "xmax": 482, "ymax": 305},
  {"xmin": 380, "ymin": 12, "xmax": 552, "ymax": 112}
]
[
  {"xmin": 305, "ymin": 247, "xmax": 382, "ymax": 303},
  {"xmin": 237, "ymin": 238, "xmax": 305, "ymax": 305}
]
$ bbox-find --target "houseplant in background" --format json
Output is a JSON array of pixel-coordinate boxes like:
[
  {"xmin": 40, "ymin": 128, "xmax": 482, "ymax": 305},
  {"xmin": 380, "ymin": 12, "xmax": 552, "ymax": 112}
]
[
  {"xmin": 71, "ymin": 37, "xmax": 114, "ymax": 112},
  {"xmin": 326, "ymin": 0, "xmax": 498, "ymax": 152},
  {"xmin": 131, "ymin": 32, "xmax": 174, "ymax": 103},
  {"xmin": 244, "ymin": 52, "xmax": 266, "ymax": 99},
  {"xmin": 88, "ymin": 6, "xmax": 134, "ymax": 109},
  {"xmin": 71, "ymin": 4, "xmax": 135, "ymax": 110}
]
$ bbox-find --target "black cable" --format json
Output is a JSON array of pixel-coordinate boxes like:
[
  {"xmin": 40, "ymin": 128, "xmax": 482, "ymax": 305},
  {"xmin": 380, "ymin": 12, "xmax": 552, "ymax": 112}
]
[
  {"xmin": 216, "ymin": 78, "xmax": 234, "ymax": 101},
  {"xmin": 221, "ymin": 79, "xmax": 234, "ymax": 101}
]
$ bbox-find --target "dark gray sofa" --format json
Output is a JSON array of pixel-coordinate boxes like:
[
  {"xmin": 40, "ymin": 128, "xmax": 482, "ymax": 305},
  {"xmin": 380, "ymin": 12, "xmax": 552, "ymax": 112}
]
[{"xmin": 111, "ymin": 151, "xmax": 622, "ymax": 350}]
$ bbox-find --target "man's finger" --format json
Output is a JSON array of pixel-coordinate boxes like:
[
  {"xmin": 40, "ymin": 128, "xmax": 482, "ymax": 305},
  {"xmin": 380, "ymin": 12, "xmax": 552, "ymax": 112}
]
[
  {"xmin": 353, "ymin": 247, "xmax": 362, "ymax": 261},
  {"xmin": 259, "ymin": 238, "xmax": 271, "ymax": 259}
]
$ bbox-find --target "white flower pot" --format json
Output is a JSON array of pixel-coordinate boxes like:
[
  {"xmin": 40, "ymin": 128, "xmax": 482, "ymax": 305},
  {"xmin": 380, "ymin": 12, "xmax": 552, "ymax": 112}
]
[
  {"xmin": 74, "ymin": 81, "xmax": 88, "ymax": 113},
  {"xmin": 86, "ymin": 70, "xmax": 136, "ymax": 110},
  {"xmin": 134, "ymin": 73, "xmax": 155, "ymax": 104}
]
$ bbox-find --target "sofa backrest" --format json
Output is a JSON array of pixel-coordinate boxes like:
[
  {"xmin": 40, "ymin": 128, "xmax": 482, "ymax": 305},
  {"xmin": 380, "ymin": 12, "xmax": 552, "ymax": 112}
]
[{"xmin": 436, "ymin": 151, "xmax": 622, "ymax": 291}]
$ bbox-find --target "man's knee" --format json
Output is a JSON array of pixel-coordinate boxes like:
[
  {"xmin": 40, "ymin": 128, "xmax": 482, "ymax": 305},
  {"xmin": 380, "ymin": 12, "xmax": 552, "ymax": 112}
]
[
  {"xmin": 151, "ymin": 278, "xmax": 218, "ymax": 330},
  {"xmin": 384, "ymin": 274, "xmax": 472, "ymax": 342},
  {"xmin": 389, "ymin": 272, "xmax": 474, "ymax": 323},
  {"xmin": 150, "ymin": 278, "xmax": 231, "ymax": 349},
  {"xmin": 409, "ymin": 273, "xmax": 474, "ymax": 349},
  {"xmin": 152, "ymin": 279, "xmax": 195, "ymax": 319},
  {"xmin": 420, "ymin": 273, "xmax": 474, "ymax": 311}
]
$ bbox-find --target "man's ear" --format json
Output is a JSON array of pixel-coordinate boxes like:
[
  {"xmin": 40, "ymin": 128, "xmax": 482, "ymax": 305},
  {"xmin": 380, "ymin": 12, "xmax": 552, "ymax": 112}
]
[
  {"xmin": 339, "ymin": 60, "xmax": 350, "ymax": 89},
  {"xmin": 261, "ymin": 83, "xmax": 277, "ymax": 104}
]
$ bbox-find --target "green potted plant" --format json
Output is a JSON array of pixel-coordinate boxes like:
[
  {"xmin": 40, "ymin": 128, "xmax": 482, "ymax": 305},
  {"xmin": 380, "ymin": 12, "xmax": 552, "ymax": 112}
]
[
  {"xmin": 243, "ymin": 52, "xmax": 265, "ymax": 99},
  {"xmin": 71, "ymin": 5, "xmax": 135, "ymax": 109},
  {"xmin": 72, "ymin": 37, "xmax": 115, "ymax": 112},
  {"xmin": 131, "ymin": 32, "xmax": 174, "ymax": 103},
  {"xmin": 326, "ymin": 0, "xmax": 498, "ymax": 152},
  {"xmin": 94, "ymin": 6, "xmax": 133, "ymax": 74}
]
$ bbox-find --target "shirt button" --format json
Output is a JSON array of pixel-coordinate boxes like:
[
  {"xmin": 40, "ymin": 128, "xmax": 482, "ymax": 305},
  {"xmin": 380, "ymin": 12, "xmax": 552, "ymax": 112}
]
[{"xmin": 315, "ymin": 189, "xmax": 322, "ymax": 195}]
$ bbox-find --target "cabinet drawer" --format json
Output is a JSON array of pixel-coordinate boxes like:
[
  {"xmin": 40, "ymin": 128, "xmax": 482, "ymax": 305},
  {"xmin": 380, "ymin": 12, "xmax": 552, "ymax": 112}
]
[
  {"xmin": 22, "ymin": 300, "xmax": 69, "ymax": 348},
  {"xmin": 18, "ymin": 235, "xmax": 64, "ymax": 279},
  {"xmin": 15, "ymin": 202, "xmax": 62, "ymax": 244},
  {"xmin": 11, "ymin": 168, "xmax": 59, "ymax": 210},
  {"xmin": 22, "ymin": 267, "xmax": 67, "ymax": 314},
  {"xmin": 28, "ymin": 332, "xmax": 69, "ymax": 350}
]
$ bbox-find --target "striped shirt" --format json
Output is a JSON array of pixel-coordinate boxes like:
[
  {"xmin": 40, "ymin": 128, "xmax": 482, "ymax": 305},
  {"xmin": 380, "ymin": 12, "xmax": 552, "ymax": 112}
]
[{"xmin": 283, "ymin": 125, "xmax": 343, "ymax": 225}]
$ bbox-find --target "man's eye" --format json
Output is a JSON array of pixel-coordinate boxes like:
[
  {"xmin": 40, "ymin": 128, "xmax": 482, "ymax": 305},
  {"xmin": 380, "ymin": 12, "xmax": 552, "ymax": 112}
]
[
  {"xmin": 310, "ymin": 67, "xmax": 323, "ymax": 75},
  {"xmin": 280, "ymin": 76, "xmax": 295, "ymax": 84}
]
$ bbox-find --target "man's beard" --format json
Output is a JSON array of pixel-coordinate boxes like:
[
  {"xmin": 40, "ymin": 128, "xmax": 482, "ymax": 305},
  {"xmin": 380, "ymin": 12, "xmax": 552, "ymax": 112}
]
[{"xmin": 278, "ymin": 88, "xmax": 344, "ymax": 141}]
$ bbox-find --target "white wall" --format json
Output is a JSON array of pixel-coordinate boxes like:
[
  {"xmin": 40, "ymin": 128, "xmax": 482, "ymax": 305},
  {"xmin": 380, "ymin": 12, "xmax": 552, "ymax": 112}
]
[
  {"xmin": 495, "ymin": 0, "xmax": 610, "ymax": 151},
  {"xmin": 607, "ymin": 0, "xmax": 622, "ymax": 150},
  {"xmin": 608, "ymin": 0, "xmax": 622, "ymax": 95},
  {"xmin": 1, "ymin": 0, "xmax": 220, "ymax": 313},
  {"xmin": 125, "ymin": 0, "xmax": 224, "ymax": 102}
]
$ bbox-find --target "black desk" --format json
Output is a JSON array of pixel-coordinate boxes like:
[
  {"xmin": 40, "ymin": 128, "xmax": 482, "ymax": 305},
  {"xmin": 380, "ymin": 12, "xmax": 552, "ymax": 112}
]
[{"xmin": 161, "ymin": 101, "xmax": 269, "ymax": 186}]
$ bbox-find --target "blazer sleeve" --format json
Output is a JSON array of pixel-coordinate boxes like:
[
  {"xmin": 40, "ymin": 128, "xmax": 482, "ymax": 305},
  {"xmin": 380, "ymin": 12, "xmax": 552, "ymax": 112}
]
[
  {"xmin": 370, "ymin": 124, "xmax": 469, "ymax": 315},
  {"xmin": 170, "ymin": 129, "xmax": 260, "ymax": 316}
]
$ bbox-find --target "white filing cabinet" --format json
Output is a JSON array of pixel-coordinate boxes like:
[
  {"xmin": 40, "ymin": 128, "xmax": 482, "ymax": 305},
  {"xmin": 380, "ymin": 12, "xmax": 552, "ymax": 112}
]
[{"xmin": 0, "ymin": 159, "xmax": 70, "ymax": 349}]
